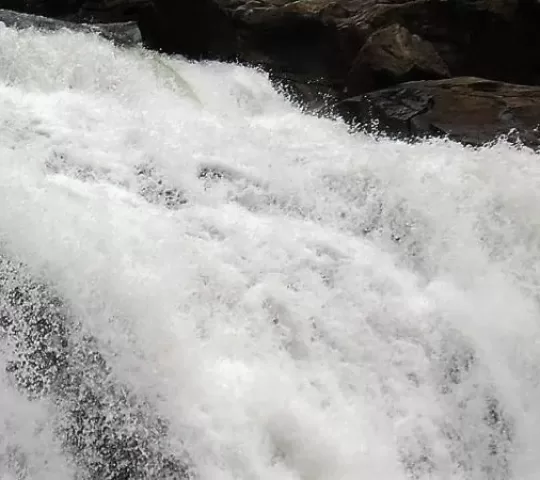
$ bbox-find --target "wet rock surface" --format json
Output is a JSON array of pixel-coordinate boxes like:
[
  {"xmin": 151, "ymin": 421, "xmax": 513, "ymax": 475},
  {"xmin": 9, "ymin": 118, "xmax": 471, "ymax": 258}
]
[
  {"xmin": 4, "ymin": 0, "xmax": 540, "ymax": 146},
  {"xmin": 345, "ymin": 23, "xmax": 450, "ymax": 96},
  {"xmin": 339, "ymin": 77, "xmax": 540, "ymax": 149},
  {"xmin": 1, "ymin": 0, "xmax": 540, "ymax": 147}
]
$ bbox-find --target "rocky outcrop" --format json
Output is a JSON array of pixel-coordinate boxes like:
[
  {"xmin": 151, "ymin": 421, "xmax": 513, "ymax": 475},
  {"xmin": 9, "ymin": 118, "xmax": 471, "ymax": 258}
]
[
  {"xmin": 345, "ymin": 23, "xmax": 450, "ymax": 96},
  {"xmin": 340, "ymin": 77, "xmax": 540, "ymax": 148},
  {"xmin": 1, "ymin": 0, "xmax": 540, "ymax": 143},
  {"xmin": 0, "ymin": 8, "xmax": 142, "ymax": 45},
  {"xmin": 215, "ymin": 1, "xmax": 540, "ymax": 87}
]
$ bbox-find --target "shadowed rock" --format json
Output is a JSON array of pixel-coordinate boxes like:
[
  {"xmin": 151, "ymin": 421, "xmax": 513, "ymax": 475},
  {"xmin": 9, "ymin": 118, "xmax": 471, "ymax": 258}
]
[
  {"xmin": 136, "ymin": 0, "xmax": 236, "ymax": 59},
  {"xmin": 346, "ymin": 23, "xmax": 450, "ymax": 96},
  {"xmin": 214, "ymin": 0, "xmax": 540, "ymax": 93},
  {"xmin": 2, "ymin": 1, "xmax": 540, "ymax": 148},
  {"xmin": 78, "ymin": 0, "xmax": 150, "ymax": 22}
]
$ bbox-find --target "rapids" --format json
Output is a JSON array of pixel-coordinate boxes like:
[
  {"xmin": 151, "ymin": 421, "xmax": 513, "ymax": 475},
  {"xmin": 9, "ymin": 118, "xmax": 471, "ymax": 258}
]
[{"xmin": 0, "ymin": 22, "xmax": 540, "ymax": 480}]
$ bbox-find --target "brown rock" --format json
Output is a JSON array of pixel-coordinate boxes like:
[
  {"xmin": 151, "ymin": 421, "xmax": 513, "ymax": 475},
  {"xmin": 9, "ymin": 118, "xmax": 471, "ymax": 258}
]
[
  {"xmin": 3, "ymin": 0, "xmax": 540, "ymax": 92},
  {"xmin": 213, "ymin": 0, "xmax": 540, "ymax": 106},
  {"xmin": 340, "ymin": 77, "xmax": 540, "ymax": 148},
  {"xmin": 346, "ymin": 23, "xmax": 450, "ymax": 96},
  {"xmin": 2, "ymin": 0, "xmax": 540, "ymax": 145}
]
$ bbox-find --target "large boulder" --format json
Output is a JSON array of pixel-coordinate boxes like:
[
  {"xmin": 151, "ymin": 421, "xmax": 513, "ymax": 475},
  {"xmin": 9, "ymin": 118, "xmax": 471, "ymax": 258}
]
[
  {"xmin": 217, "ymin": 0, "xmax": 540, "ymax": 86},
  {"xmin": 1, "ymin": 0, "xmax": 540, "ymax": 147},
  {"xmin": 345, "ymin": 23, "xmax": 450, "ymax": 96},
  {"xmin": 340, "ymin": 77, "xmax": 540, "ymax": 148},
  {"xmin": 329, "ymin": 0, "xmax": 540, "ymax": 85},
  {"xmin": 2, "ymin": 1, "xmax": 540, "ymax": 88}
]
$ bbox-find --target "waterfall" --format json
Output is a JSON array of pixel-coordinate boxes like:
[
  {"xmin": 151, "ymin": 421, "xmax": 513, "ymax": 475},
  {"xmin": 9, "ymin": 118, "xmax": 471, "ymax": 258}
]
[{"xmin": 1, "ymin": 22, "xmax": 540, "ymax": 480}]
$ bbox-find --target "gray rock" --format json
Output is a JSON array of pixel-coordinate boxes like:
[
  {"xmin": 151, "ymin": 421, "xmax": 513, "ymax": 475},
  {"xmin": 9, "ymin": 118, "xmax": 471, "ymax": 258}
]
[{"xmin": 0, "ymin": 8, "xmax": 141, "ymax": 46}]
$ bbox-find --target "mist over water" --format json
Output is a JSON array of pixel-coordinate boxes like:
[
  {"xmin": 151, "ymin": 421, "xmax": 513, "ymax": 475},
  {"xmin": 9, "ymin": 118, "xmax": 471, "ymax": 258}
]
[{"xmin": 1, "ymin": 23, "xmax": 540, "ymax": 480}]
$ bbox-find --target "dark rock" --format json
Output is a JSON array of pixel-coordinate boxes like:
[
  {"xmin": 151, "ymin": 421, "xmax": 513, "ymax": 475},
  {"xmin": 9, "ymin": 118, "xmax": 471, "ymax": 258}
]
[
  {"xmin": 346, "ymin": 23, "xmax": 449, "ymax": 96},
  {"xmin": 137, "ymin": 0, "xmax": 237, "ymax": 59},
  {"xmin": 0, "ymin": 0, "xmax": 83, "ymax": 17},
  {"xmin": 220, "ymin": 0, "xmax": 349, "ymax": 96},
  {"xmin": 340, "ymin": 77, "xmax": 540, "ymax": 148},
  {"xmin": 78, "ymin": 0, "xmax": 150, "ymax": 22},
  {"xmin": 0, "ymin": 8, "xmax": 142, "ymax": 46},
  {"xmin": 211, "ymin": 0, "xmax": 540, "ymax": 112},
  {"xmin": 328, "ymin": 0, "xmax": 540, "ymax": 85},
  {"xmin": 3, "ymin": 0, "xmax": 540, "ymax": 114},
  {"xmin": 0, "ymin": 0, "xmax": 149, "ymax": 21}
]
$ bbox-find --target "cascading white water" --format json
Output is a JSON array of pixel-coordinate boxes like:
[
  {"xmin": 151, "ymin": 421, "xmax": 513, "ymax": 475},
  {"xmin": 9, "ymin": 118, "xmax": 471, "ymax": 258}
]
[{"xmin": 1, "ymin": 22, "xmax": 540, "ymax": 480}]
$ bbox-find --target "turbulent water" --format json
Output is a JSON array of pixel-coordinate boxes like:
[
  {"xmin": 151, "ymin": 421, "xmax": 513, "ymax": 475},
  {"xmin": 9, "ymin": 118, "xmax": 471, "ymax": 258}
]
[{"xmin": 1, "ymin": 22, "xmax": 540, "ymax": 480}]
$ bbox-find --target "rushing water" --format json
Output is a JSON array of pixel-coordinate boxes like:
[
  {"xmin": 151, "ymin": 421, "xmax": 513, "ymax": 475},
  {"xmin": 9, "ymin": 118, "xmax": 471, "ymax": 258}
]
[{"xmin": 0, "ymin": 22, "xmax": 540, "ymax": 480}]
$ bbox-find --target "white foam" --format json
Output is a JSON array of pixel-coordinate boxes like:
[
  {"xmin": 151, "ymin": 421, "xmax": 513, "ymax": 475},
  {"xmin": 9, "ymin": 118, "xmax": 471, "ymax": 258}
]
[{"xmin": 1, "ymin": 25, "xmax": 540, "ymax": 479}]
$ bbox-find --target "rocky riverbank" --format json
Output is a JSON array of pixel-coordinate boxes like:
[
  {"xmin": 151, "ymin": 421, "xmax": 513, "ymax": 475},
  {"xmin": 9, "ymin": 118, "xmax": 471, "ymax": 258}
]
[{"xmin": 2, "ymin": 0, "xmax": 540, "ymax": 147}]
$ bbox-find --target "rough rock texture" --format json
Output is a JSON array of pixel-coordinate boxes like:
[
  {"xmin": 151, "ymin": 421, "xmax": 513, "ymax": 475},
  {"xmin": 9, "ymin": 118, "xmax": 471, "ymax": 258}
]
[
  {"xmin": 216, "ymin": 0, "xmax": 540, "ymax": 87},
  {"xmin": 3, "ymin": 0, "xmax": 540, "ymax": 86},
  {"xmin": 1, "ymin": 0, "xmax": 540, "ymax": 139},
  {"xmin": 340, "ymin": 77, "xmax": 540, "ymax": 148},
  {"xmin": 345, "ymin": 23, "xmax": 450, "ymax": 96},
  {"xmin": 216, "ymin": 0, "xmax": 540, "ymax": 146}
]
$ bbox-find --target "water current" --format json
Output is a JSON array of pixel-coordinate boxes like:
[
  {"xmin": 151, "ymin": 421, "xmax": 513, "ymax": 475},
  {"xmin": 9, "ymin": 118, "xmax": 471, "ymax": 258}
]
[{"xmin": 0, "ymin": 23, "xmax": 540, "ymax": 480}]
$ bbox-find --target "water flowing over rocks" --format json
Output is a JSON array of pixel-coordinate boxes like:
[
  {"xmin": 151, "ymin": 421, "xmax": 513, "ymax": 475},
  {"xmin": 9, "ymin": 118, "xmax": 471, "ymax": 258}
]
[
  {"xmin": 2, "ymin": 0, "xmax": 540, "ymax": 146},
  {"xmin": 0, "ymin": 3, "xmax": 540, "ymax": 480},
  {"xmin": 0, "ymin": 253, "xmax": 192, "ymax": 479},
  {"xmin": 0, "ymin": 8, "xmax": 141, "ymax": 45}
]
